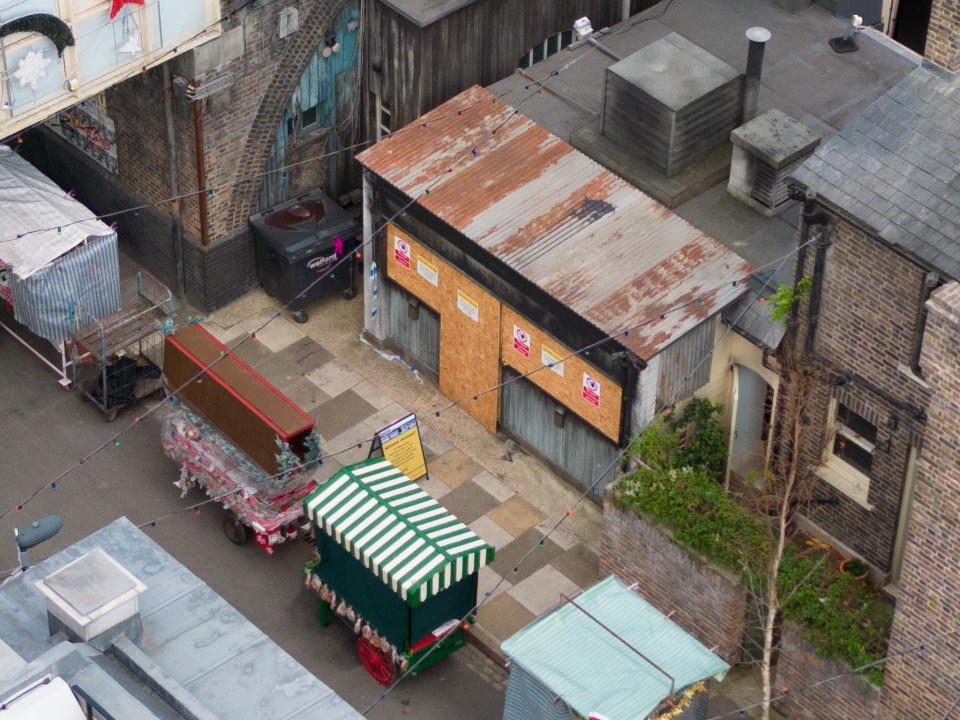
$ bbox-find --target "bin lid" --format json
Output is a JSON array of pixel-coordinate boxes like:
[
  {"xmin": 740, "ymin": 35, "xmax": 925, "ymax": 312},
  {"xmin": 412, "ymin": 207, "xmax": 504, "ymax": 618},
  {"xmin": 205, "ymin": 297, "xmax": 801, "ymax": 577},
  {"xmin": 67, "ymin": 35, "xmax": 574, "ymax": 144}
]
[
  {"xmin": 249, "ymin": 190, "xmax": 359, "ymax": 262},
  {"xmin": 304, "ymin": 458, "xmax": 495, "ymax": 607}
]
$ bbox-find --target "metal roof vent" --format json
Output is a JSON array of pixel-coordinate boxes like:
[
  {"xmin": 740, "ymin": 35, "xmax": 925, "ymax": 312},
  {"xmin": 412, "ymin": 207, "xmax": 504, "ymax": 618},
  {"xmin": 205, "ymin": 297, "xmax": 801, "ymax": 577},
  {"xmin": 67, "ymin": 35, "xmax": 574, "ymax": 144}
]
[
  {"xmin": 34, "ymin": 548, "xmax": 146, "ymax": 650},
  {"xmin": 727, "ymin": 109, "xmax": 821, "ymax": 216},
  {"xmin": 599, "ymin": 33, "xmax": 743, "ymax": 177}
]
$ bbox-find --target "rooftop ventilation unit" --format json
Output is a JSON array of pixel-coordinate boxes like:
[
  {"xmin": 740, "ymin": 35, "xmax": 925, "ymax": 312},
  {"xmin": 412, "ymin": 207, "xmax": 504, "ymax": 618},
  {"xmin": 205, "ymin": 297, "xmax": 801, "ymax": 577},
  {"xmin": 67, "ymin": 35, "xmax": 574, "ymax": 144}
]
[{"xmin": 600, "ymin": 33, "xmax": 743, "ymax": 177}]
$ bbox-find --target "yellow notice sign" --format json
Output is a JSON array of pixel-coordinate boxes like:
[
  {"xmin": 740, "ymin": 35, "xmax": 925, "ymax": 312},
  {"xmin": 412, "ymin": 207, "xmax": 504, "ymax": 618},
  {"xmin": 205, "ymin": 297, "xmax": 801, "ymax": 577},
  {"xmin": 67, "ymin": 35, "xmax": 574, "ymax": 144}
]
[{"xmin": 376, "ymin": 413, "xmax": 427, "ymax": 481}]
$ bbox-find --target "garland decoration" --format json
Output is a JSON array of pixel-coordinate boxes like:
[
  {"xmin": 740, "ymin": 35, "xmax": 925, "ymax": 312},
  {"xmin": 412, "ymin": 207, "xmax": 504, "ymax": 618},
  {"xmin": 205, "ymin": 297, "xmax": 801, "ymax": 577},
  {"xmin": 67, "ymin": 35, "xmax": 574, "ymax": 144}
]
[{"xmin": 0, "ymin": 14, "xmax": 75, "ymax": 58}]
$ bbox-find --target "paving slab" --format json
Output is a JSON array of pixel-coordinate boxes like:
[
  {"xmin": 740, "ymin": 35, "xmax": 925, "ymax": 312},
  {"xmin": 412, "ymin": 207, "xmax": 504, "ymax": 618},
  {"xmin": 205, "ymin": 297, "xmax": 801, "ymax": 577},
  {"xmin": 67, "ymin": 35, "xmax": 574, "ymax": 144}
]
[
  {"xmin": 322, "ymin": 423, "xmax": 376, "ymax": 467},
  {"xmin": 468, "ymin": 516, "xmax": 515, "ymax": 551},
  {"xmin": 418, "ymin": 423, "xmax": 453, "ymax": 458},
  {"xmin": 508, "ymin": 564, "xmax": 581, "ymax": 617},
  {"xmin": 305, "ymin": 361, "xmax": 364, "ymax": 397},
  {"xmin": 417, "ymin": 475, "xmax": 453, "ymax": 500},
  {"xmin": 243, "ymin": 313, "xmax": 305, "ymax": 353},
  {"xmin": 475, "ymin": 592, "xmax": 535, "ymax": 648},
  {"xmin": 489, "ymin": 528, "xmax": 564, "ymax": 585},
  {"xmin": 427, "ymin": 448, "xmax": 483, "ymax": 489},
  {"xmin": 438, "ymin": 480, "xmax": 500, "ymax": 525},
  {"xmin": 534, "ymin": 518, "xmax": 579, "ymax": 551},
  {"xmin": 229, "ymin": 336, "xmax": 274, "ymax": 369},
  {"xmin": 477, "ymin": 565, "xmax": 511, "ymax": 603},
  {"xmin": 365, "ymin": 402, "xmax": 409, "ymax": 431},
  {"xmin": 200, "ymin": 320, "xmax": 246, "ymax": 346},
  {"xmin": 311, "ymin": 389, "xmax": 378, "ymax": 440},
  {"xmin": 249, "ymin": 338, "xmax": 331, "ymax": 391},
  {"xmin": 471, "ymin": 471, "xmax": 514, "ymax": 503},
  {"xmin": 487, "ymin": 495, "xmax": 547, "ymax": 537},
  {"xmin": 548, "ymin": 543, "xmax": 600, "ymax": 590},
  {"xmin": 205, "ymin": 292, "xmax": 277, "ymax": 329},
  {"xmin": 350, "ymin": 379, "xmax": 396, "ymax": 411},
  {"xmin": 310, "ymin": 455, "xmax": 343, "ymax": 485},
  {"xmin": 275, "ymin": 376, "xmax": 331, "ymax": 413}
]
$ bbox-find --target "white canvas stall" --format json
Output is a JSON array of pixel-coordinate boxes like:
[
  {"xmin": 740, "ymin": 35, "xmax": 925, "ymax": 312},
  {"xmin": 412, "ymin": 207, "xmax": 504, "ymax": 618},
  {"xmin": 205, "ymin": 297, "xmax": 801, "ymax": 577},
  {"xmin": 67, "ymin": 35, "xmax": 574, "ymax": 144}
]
[{"xmin": 0, "ymin": 146, "xmax": 120, "ymax": 385}]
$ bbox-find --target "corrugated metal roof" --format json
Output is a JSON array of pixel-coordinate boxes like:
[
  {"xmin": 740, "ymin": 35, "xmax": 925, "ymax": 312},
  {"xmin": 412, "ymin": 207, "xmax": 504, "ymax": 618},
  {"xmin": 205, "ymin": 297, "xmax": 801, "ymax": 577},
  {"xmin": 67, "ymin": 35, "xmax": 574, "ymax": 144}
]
[
  {"xmin": 501, "ymin": 576, "xmax": 729, "ymax": 720},
  {"xmin": 304, "ymin": 458, "xmax": 494, "ymax": 607},
  {"xmin": 0, "ymin": 147, "xmax": 113, "ymax": 279},
  {"xmin": 358, "ymin": 85, "xmax": 753, "ymax": 360}
]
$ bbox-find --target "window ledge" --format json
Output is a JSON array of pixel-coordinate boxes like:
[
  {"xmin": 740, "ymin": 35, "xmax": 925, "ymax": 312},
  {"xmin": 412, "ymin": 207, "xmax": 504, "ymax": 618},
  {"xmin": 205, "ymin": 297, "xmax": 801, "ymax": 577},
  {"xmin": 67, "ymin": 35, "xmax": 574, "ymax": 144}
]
[
  {"xmin": 816, "ymin": 461, "xmax": 874, "ymax": 511},
  {"xmin": 897, "ymin": 363, "xmax": 931, "ymax": 390}
]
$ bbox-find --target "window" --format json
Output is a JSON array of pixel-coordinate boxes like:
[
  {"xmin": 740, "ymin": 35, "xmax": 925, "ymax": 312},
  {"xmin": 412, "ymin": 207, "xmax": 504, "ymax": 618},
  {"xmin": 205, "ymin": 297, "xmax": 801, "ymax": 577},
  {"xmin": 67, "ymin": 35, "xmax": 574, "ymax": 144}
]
[
  {"xmin": 376, "ymin": 94, "xmax": 391, "ymax": 139},
  {"xmin": 817, "ymin": 398, "xmax": 877, "ymax": 509},
  {"xmin": 519, "ymin": 30, "xmax": 574, "ymax": 69},
  {"xmin": 832, "ymin": 402, "xmax": 877, "ymax": 474}
]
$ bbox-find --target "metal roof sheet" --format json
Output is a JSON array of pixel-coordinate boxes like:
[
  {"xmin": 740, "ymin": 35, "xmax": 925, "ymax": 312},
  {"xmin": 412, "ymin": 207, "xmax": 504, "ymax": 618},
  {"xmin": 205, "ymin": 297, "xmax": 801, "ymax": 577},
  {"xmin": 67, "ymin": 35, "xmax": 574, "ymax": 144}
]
[
  {"xmin": 501, "ymin": 576, "xmax": 730, "ymax": 719},
  {"xmin": 304, "ymin": 458, "xmax": 494, "ymax": 607},
  {"xmin": 0, "ymin": 147, "xmax": 113, "ymax": 279},
  {"xmin": 358, "ymin": 85, "xmax": 753, "ymax": 360}
]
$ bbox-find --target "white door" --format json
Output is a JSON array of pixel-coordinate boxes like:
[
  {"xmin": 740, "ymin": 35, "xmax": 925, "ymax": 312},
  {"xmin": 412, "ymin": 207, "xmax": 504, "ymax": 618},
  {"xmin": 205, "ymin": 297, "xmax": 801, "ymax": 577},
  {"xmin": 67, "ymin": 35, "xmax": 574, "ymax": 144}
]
[{"xmin": 728, "ymin": 364, "xmax": 769, "ymax": 485}]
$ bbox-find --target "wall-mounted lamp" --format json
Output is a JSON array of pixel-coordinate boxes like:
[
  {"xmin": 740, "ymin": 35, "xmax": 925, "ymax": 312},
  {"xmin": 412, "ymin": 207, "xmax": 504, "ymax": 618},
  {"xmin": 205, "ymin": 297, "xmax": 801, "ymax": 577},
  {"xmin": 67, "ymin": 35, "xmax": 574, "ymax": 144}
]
[
  {"xmin": 64, "ymin": 78, "xmax": 79, "ymax": 92},
  {"xmin": 887, "ymin": 415, "xmax": 898, "ymax": 431},
  {"xmin": 407, "ymin": 297, "xmax": 420, "ymax": 321},
  {"xmin": 554, "ymin": 406, "xmax": 567, "ymax": 429}
]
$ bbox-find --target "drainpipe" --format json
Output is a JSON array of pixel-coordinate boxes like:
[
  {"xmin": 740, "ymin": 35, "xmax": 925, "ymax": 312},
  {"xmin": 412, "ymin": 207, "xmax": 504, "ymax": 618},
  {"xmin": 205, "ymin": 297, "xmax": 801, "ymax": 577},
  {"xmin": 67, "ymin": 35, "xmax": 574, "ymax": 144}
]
[
  {"xmin": 804, "ymin": 221, "xmax": 833, "ymax": 355},
  {"xmin": 192, "ymin": 90, "xmax": 210, "ymax": 247},
  {"xmin": 617, "ymin": 352, "xmax": 642, "ymax": 444},
  {"xmin": 743, "ymin": 27, "xmax": 771, "ymax": 124},
  {"xmin": 622, "ymin": 0, "xmax": 631, "ymax": 22},
  {"xmin": 908, "ymin": 271, "xmax": 940, "ymax": 375},
  {"xmin": 162, "ymin": 63, "xmax": 185, "ymax": 296}
]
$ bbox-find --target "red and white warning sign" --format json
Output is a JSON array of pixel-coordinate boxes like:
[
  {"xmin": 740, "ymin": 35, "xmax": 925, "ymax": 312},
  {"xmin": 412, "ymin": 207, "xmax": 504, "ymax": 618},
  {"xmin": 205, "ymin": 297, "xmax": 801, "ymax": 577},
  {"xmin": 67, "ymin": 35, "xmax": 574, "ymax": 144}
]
[
  {"xmin": 582, "ymin": 372, "xmax": 601, "ymax": 408},
  {"xmin": 512, "ymin": 324, "xmax": 530, "ymax": 358},
  {"xmin": 393, "ymin": 236, "xmax": 411, "ymax": 268}
]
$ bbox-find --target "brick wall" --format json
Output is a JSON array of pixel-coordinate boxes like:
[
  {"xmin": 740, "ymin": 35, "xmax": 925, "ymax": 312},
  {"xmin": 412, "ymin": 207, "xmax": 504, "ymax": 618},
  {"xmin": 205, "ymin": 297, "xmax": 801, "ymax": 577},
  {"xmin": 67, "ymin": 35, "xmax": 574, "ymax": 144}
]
[
  {"xmin": 600, "ymin": 494, "xmax": 748, "ymax": 664},
  {"xmin": 775, "ymin": 620, "xmax": 881, "ymax": 719},
  {"xmin": 787, "ymin": 211, "xmax": 931, "ymax": 573},
  {"xmin": 878, "ymin": 282, "xmax": 960, "ymax": 718},
  {"xmin": 925, "ymin": 0, "xmax": 960, "ymax": 72}
]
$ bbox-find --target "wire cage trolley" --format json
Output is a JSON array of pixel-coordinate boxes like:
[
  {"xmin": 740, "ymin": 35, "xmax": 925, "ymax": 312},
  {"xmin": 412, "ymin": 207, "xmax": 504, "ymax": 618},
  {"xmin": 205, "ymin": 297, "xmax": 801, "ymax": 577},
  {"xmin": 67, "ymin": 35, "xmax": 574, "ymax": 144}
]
[
  {"xmin": 162, "ymin": 404, "xmax": 321, "ymax": 552},
  {"xmin": 302, "ymin": 458, "xmax": 495, "ymax": 685},
  {"xmin": 69, "ymin": 272, "xmax": 173, "ymax": 421}
]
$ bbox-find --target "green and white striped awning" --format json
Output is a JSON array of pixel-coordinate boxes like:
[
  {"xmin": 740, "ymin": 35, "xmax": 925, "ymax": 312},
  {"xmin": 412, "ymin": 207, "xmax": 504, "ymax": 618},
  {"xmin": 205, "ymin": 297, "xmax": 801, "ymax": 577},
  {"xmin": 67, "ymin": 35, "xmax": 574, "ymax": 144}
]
[{"xmin": 304, "ymin": 459, "xmax": 495, "ymax": 607}]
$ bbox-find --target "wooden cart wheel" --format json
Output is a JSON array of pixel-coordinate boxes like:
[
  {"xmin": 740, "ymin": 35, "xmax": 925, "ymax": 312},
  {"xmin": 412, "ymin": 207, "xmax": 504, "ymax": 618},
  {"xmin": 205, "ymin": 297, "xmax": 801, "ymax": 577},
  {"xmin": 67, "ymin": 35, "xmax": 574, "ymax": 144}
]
[
  {"xmin": 291, "ymin": 309, "xmax": 308, "ymax": 324},
  {"xmin": 358, "ymin": 636, "xmax": 394, "ymax": 686},
  {"xmin": 223, "ymin": 516, "xmax": 250, "ymax": 545}
]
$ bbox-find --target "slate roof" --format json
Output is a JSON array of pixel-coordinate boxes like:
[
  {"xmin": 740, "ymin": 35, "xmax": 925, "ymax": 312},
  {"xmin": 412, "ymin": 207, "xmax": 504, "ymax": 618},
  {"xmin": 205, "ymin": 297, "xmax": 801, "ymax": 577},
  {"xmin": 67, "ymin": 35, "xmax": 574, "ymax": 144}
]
[{"xmin": 792, "ymin": 67, "xmax": 960, "ymax": 280}]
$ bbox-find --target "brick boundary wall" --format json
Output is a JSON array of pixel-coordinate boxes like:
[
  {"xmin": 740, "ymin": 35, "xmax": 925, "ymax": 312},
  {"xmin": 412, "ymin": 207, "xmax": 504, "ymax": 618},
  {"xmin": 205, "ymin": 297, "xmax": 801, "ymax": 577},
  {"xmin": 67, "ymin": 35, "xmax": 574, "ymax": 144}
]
[
  {"xmin": 925, "ymin": 0, "xmax": 960, "ymax": 72},
  {"xmin": 775, "ymin": 620, "xmax": 881, "ymax": 720},
  {"xmin": 600, "ymin": 493, "xmax": 748, "ymax": 665}
]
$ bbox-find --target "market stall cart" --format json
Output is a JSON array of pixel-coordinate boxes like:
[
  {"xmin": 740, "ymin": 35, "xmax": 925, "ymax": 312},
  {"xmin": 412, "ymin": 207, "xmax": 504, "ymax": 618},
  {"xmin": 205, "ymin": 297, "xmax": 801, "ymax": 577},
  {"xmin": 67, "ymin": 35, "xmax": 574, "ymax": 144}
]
[
  {"xmin": 69, "ymin": 271, "xmax": 173, "ymax": 421},
  {"xmin": 0, "ymin": 146, "xmax": 122, "ymax": 386},
  {"xmin": 161, "ymin": 323, "xmax": 323, "ymax": 551},
  {"xmin": 249, "ymin": 189, "xmax": 361, "ymax": 323},
  {"xmin": 162, "ymin": 404, "xmax": 320, "ymax": 551},
  {"xmin": 302, "ymin": 458, "xmax": 495, "ymax": 684}
]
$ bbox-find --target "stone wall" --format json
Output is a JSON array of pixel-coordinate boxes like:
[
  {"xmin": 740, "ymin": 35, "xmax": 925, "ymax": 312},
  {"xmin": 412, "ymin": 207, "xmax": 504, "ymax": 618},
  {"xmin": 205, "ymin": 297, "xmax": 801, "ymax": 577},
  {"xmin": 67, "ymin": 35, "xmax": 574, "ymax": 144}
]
[
  {"xmin": 925, "ymin": 0, "xmax": 960, "ymax": 72},
  {"xmin": 878, "ymin": 282, "xmax": 960, "ymax": 718},
  {"xmin": 600, "ymin": 494, "xmax": 748, "ymax": 664},
  {"xmin": 775, "ymin": 620, "xmax": 881, "ymax": 719}
]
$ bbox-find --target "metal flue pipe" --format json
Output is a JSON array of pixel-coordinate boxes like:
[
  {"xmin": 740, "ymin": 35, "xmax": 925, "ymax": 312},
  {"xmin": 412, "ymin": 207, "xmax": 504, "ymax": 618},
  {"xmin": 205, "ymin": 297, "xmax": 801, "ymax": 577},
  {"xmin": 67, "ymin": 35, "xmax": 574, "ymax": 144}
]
[{"xmin": 743, "ymin": 27, "xmax": 771, "ymax": 123}]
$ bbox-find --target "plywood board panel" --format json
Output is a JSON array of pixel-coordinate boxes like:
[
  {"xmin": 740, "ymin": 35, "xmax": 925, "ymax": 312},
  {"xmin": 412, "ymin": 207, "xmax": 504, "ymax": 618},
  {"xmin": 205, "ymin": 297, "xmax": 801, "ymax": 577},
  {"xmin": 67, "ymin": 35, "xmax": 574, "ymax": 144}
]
[
  {"xmin": 500, "ymin": 306, "xmax": 622, "ymax": 442},
  {"xmin": 384, "ymin": 224, "xmax": 443, "ymax": 312},
  {"xmin": 439, "ymin": 273, "xmax": 501, "ymax": 433}
]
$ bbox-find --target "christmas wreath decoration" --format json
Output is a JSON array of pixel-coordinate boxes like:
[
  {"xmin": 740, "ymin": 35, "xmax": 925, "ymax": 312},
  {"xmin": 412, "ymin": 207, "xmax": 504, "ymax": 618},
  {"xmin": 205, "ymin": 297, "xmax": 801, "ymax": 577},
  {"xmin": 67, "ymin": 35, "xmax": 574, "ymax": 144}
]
[{"xmin": 0, "ymin": 14, "xmax": 75, "ymax": 57}]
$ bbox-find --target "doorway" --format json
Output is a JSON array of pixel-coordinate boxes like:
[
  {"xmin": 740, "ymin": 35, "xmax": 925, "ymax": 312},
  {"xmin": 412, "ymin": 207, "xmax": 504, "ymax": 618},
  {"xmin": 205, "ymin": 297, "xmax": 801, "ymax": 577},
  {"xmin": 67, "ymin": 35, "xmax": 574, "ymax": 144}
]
[{"xmin": 727, "ymin": 364, "xmax": 774, "ymax": 486}]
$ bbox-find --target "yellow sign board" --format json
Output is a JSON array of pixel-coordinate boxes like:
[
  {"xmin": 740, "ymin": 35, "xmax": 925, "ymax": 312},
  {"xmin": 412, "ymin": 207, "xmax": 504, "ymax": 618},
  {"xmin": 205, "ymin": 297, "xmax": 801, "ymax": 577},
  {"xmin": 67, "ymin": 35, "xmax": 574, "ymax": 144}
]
[{"xmin": 375, "ymin": 413, "xmax": 427, "ymax": 481}]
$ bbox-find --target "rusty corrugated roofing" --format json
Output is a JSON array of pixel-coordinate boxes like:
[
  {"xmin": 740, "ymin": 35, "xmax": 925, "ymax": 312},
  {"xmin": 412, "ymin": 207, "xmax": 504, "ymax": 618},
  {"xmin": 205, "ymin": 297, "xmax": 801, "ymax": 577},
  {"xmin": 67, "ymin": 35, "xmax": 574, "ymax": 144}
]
[{"xmin": 358, "ymin": 85, "xmax": 754, "ymax": 360}]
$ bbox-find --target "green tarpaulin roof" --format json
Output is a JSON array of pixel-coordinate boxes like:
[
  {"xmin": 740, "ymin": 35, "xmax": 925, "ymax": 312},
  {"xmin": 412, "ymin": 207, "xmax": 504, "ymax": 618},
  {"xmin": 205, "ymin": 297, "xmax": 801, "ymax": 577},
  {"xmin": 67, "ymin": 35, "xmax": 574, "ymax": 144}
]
[
  {"xmin": 304, "ymin": 459, "xmax": 494, "ymax": 607},
  {"xmin": 502, "ymin": 576, "xmax": 729, "ymax": 720}
]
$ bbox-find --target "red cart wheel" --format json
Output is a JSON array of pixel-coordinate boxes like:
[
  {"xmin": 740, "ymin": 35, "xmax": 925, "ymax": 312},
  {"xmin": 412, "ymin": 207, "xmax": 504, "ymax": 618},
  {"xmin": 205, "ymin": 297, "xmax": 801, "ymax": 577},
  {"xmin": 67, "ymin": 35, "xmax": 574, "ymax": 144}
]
[{"xmin": 358, "ymin": 636, "xmax": 394, "ymax": 686}]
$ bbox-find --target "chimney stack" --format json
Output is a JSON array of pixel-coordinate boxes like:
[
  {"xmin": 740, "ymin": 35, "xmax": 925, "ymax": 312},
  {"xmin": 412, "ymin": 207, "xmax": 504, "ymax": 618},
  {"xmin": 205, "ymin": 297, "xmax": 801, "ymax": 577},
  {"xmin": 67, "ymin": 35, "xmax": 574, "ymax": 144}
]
[{"xmin": 743, "ymin": 27, "xmax": 770, "ymax": 124}]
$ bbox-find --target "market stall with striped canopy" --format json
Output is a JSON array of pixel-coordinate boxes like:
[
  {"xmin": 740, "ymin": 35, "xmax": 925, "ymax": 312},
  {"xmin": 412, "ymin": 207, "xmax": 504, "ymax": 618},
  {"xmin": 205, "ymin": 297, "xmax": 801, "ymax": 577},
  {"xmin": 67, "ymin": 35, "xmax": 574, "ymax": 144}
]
[{"xmin": 302, "ymin": 458, "xmax": 495, "ymax": 684}]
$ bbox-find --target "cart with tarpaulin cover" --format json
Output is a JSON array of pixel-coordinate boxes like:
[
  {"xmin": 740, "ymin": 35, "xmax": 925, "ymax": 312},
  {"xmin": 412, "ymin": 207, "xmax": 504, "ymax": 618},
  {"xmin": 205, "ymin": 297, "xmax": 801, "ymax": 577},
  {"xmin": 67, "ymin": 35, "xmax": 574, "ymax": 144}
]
[
  {"xmin": 161, "ymin": 324, "xmax": 323, "ymax": 552},
  {"xmin": 249, "ymin": 189, "xmax": 361, "ymax": 323},
  {"xmin": 302, "ymin": 458, "xmax": 495, "ymax": 684},
  {"xmin": 0, "ymin": 146, "xmax": 122, "ymax": 387}
]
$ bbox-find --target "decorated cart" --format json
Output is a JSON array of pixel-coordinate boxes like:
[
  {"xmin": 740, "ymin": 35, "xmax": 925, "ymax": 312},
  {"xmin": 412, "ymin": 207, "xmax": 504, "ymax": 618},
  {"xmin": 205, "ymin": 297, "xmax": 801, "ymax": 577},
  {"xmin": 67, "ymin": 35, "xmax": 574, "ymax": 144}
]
[
  {"xmin": 302, "ymin": 458, "xmax": 495, "ymax": 684},
  {"xmin": 160, "ymin": 323, "xmax": 323, "ymax": 552},
  {"xmin": 162, "ymin": 404, "xmax": 321, "ymax": 551}
]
